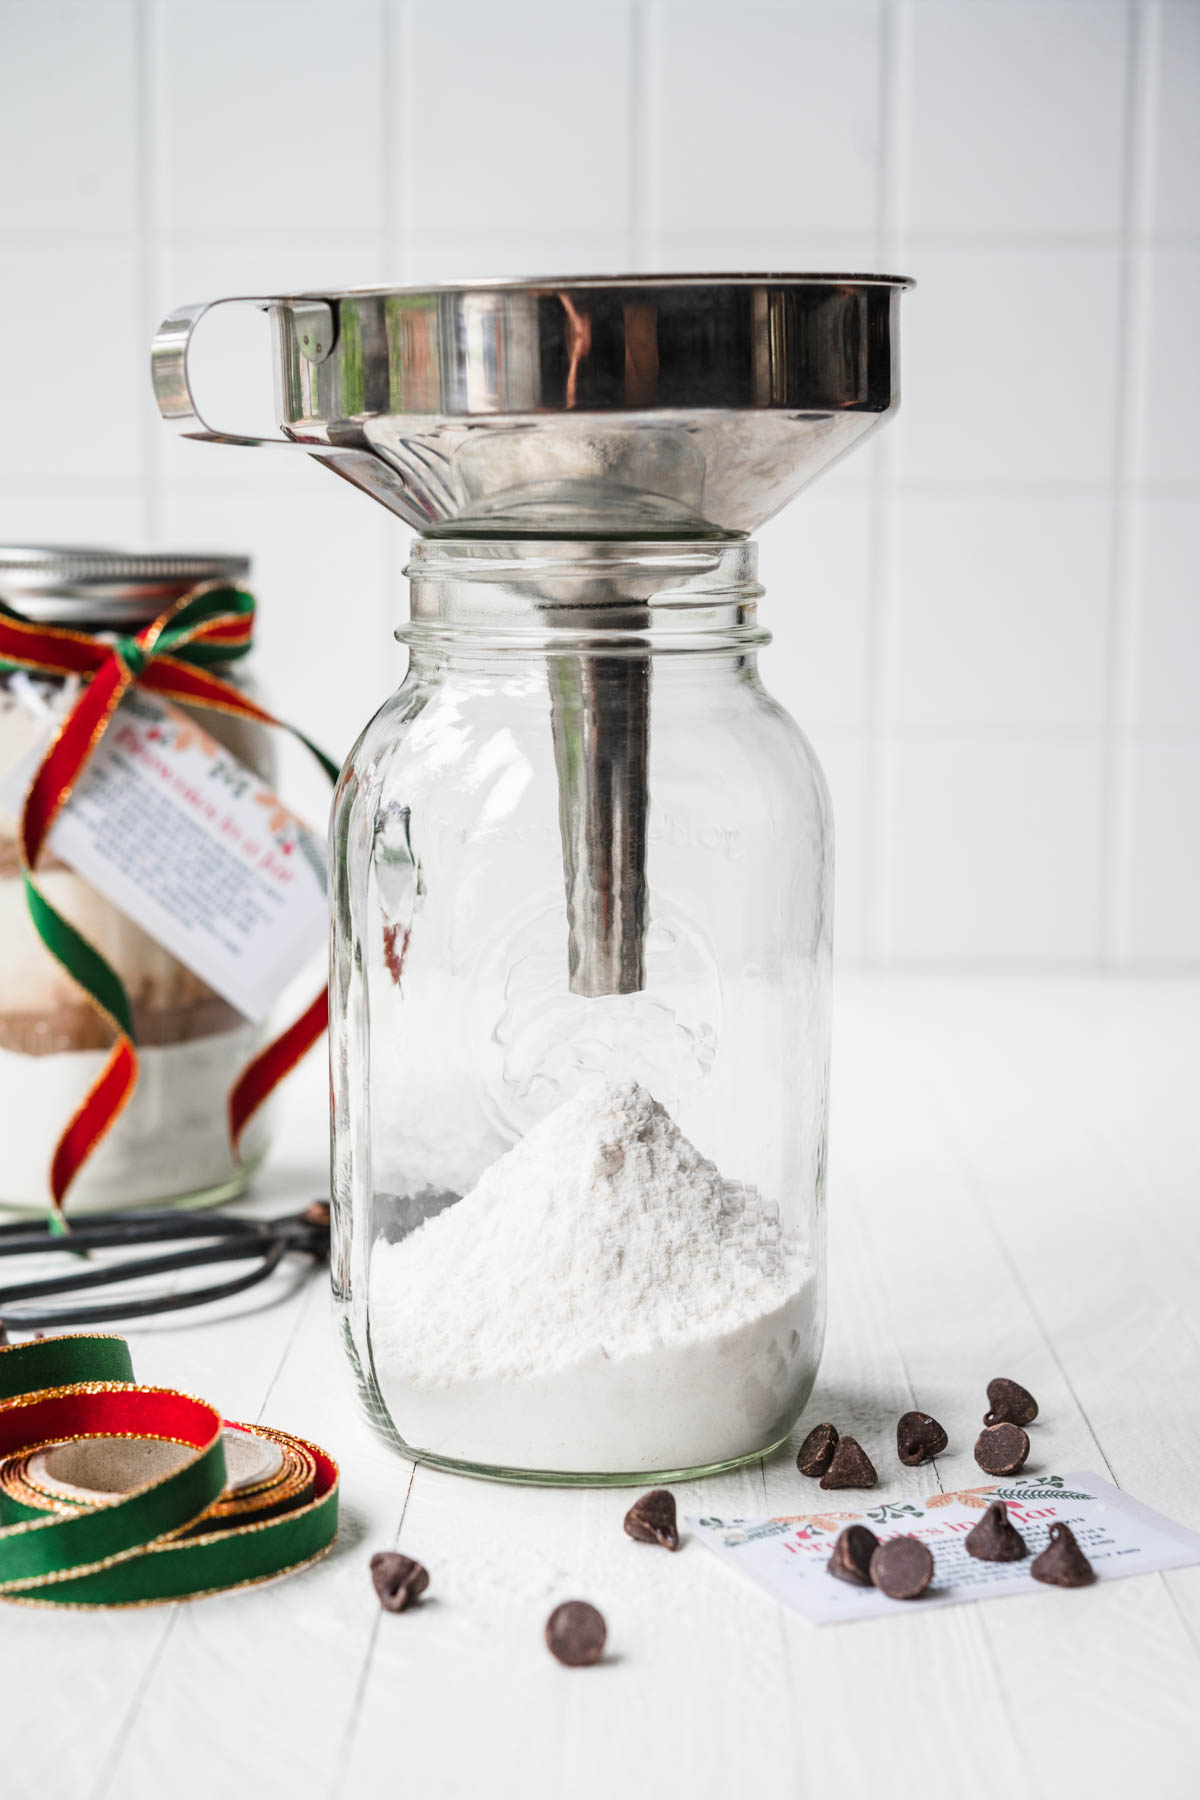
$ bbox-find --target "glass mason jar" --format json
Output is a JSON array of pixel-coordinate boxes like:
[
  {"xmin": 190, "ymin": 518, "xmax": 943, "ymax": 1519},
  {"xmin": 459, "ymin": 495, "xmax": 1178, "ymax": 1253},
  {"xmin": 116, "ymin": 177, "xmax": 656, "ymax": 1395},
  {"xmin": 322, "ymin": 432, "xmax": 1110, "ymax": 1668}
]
[
  {"xmin": 0, "ymin": 548, "xmax": 275, "ymax": 1212},
  {"xmin": 331, "ymin": 539, "xmax": 832, "ymax": 1484}
]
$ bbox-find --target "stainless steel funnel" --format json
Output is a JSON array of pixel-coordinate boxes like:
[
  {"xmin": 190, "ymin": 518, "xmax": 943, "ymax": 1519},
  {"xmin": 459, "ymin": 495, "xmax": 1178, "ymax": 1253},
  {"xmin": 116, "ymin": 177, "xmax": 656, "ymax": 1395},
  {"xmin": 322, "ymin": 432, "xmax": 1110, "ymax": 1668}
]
[{"xmin": 152, "ymin": 275, "xmax": 911, "ymax": 996}]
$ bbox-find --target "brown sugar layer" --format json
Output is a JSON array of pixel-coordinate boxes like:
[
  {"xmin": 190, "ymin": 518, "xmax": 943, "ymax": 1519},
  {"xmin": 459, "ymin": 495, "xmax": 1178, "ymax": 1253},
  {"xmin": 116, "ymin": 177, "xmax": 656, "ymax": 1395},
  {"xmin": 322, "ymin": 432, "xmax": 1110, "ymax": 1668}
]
[
  {"xmin": 0, "ymin": 840, "xmax": 71, "ymax": 879},
  {"xmin": 0, "ymin": 994, "xmax": 246, "ymax": 1055}
]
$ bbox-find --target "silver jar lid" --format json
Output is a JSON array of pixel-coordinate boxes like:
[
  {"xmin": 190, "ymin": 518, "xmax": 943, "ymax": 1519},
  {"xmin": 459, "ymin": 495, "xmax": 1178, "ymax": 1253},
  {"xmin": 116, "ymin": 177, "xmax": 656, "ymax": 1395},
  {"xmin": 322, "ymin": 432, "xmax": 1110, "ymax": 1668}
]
[{"xmin": 0, "ymin": 547, "xmax": 251, "ymax": 628}]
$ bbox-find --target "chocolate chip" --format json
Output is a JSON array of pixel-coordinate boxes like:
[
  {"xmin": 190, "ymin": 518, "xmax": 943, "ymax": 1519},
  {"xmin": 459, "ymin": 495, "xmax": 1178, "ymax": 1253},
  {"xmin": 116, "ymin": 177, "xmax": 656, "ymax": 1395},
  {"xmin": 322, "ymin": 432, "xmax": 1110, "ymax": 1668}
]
[
  {"xmin": 896, "ymin": 1411, "xmax": 948, "ymax": 1466},
  {"xmin": 869, "ymin": 1536, "xmax": 934, "ymax": 1600},
  {"xmin": 624, "ymin": 1488, "xmax": 679, "ymax": 1551},
  {"xmin": 1031, "ymin": 1522, "xmax": 1095, "ymax": 1588},
  {"xmin": 819, "ymin": 1435, "xmax": 878, "ymax": 1490},
  {"xmin": 827, "ymin": 1524, "xmax": 879, "ymax": 1587},
  {"xmin": 545, "ymin": 1600, "xmax": 607, "ymax": 1666},
  {"xmin": 964, "ymin": 1499, "xmax": 1028, "ymax": 1563},
  {"xmin": 984, "ymin": 1377, "xmax": 1039, "ymax": 1427},
  {"xmin": 796, "ymin": 1421, "xmax": 839, "ymax": 1478},
  {"xmin": 370, "ymin": 1551, "xmax": 430, "ymax": 1613},
  {"xmin": 973, "ymin": 1422, "xmax": 1031, "ymax": 1475}
]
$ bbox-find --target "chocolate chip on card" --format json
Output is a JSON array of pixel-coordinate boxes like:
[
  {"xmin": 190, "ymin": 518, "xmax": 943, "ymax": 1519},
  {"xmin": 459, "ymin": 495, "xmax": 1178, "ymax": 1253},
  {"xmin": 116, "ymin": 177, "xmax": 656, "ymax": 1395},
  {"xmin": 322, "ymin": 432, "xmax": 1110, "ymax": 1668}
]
[
  {"xmin": 973, "ymin": 1422, "xmax": 1030, "ymax": 1475},
  {"xmin": 984, "ymin": 1377, "xmax": 1039, "ymax": 1427},
  {"xmin": 796, "ymin": 1421, "xmax": 839, "ymax": 1478},
  {"xmin": 546, "ymin": 1600, "xmax": 607, "ymax": 1666},
  {"xmin": 896, "ymin": 1411, "xmax": 948, "ymax": 1466},
  {"xmin": 819, "ymin": 1435, "xmax": 878, "ymax": 1490},
  {"xmin": 964, "ymin": 1499, "xmax": 1028, "ymax": 1563},
  {"xmin": 624, "ymin": 1488, "xmax": 679, "ymax": 1551},
  {"xmin": 1031, "ymin": 1522, "xmax": 1095, "ymax": 1588},
  {"xmin": 827, "ymin": 1524, "xmax": 879, "ymax": 1587},
  {"xmin": 869, "ymin": 1536, "xmax": 934, "ymax": 1600},
  {"xmin": 370, "ymin": 1551, "xmax": 430, "ymax": 1613}
]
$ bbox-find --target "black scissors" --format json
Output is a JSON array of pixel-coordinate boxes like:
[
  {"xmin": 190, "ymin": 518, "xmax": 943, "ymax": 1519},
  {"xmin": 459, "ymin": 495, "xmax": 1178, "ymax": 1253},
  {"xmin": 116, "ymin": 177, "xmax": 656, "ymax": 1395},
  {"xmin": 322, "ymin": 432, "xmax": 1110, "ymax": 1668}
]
[{"xmin": 0, "ymin": 1203, "xmax": 330, "ymax": 1333}]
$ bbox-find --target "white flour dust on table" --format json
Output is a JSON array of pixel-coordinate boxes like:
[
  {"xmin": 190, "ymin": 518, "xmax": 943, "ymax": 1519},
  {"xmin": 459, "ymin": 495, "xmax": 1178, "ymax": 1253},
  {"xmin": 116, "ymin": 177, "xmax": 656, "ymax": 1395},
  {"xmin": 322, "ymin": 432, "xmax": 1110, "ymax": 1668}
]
[{"xmin": 370, "ymin": 1080, "xmax": 819, "ymax": 1473}]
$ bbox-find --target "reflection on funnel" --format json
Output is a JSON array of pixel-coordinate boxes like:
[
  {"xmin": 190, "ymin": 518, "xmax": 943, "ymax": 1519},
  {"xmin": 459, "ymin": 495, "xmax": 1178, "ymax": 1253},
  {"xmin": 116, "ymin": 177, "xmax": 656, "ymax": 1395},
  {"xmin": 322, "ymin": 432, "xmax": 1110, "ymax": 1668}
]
[
  {"xmin": 153, "ymin": 276, "xmax": 911, "ymax": 538},
  {"xmin": 153, "ymin": 275, "xmax": 911, "ymax": 1044}
]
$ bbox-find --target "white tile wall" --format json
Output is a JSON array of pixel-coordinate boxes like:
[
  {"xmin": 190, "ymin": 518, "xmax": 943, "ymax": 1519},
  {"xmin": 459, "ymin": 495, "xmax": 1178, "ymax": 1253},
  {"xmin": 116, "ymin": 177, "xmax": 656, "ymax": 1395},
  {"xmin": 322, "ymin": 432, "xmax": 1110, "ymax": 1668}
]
[
  {"xmin": 902, "ymin": 1, "xmax": 1129, "ymax": 235},
  {"xmin": 0, "ymin": 0, "xmax": 1197, "ymax": 967},
  {"xmin": 894, "ymin": 246, "xmax": 1123, "ymax": 485},
  {"xmin": 888, "ymin": 496, "xmax": 1111, "ymax": 730}
]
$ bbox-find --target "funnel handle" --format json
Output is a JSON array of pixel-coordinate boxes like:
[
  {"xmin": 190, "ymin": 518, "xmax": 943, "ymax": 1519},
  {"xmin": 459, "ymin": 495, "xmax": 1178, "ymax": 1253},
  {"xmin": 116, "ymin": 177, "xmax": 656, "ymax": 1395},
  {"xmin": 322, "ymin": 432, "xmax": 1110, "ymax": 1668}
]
[{"xmin": 151, "ymin": 297, "xmax": 324, "ymax": 447}]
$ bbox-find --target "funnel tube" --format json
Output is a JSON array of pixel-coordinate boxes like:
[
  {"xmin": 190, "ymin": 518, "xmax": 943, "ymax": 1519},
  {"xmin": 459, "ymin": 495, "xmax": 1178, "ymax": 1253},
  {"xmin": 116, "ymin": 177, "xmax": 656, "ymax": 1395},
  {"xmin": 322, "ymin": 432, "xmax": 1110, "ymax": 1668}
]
[{"xmin": 550, "ymin": 653, "xmax": 650, "ymax": 997}]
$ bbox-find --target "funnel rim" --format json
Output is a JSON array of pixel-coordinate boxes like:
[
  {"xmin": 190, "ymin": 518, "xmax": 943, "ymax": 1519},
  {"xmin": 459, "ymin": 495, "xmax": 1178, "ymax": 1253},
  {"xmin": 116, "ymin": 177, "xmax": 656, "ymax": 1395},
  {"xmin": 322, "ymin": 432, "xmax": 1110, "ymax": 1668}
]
[{"xmin": 261, "ymin": 272, "xmax": 915, "ymax": 304}]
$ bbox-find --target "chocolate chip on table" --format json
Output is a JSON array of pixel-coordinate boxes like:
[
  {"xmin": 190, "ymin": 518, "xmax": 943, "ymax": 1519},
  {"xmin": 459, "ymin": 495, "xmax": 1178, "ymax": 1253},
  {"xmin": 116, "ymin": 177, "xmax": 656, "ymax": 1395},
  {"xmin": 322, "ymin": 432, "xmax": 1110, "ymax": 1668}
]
[
  {"xmin": 796, "ymin": 1421, "xmax": 839, "ymax": 1478},
  {"xmin": 1031, "ymin": 1522, "xmax": 1095, "ymax": 1588},
  {"xmin": 984, "ymin": 1377, "xmax": 1039, "ymax": 1427},
  {"xmin": 545, "ymin": 1600, "xmax": 607, "ymax": 1666},
  {"xmin": 973, "ymin": 1422, "xmax": 1031, "ymax": 1476},
  {"xmin": 370, "ymin": 1551, "xmax": 430, "ymax": 1613},
  {"xmin": 819, "ymin": 1436, "xmax": 878, "ymax": 1490},
  {"xmin": 624, "ymin": 1488, "xmax": 679, "ymax": 1551},
  {"xmin": 870, "ymin": 1536, "xmax": 935, "ymax": 1600},
  {"xmin": 896, "ymin": 1411, "xmax": 948, "ymax": 1467},
  {"xmin": 965, "ymin": 1500, "xmax": 1028, "ymax": 1563},
  {"xmin": 827, "ymin": 1524, "xmax": 879, "ymax": 1587}
]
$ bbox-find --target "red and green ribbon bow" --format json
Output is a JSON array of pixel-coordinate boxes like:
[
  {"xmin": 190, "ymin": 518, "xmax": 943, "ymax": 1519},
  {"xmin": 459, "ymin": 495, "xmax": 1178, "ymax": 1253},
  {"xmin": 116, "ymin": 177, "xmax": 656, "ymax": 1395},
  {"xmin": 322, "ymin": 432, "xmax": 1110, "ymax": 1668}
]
[
  {"xmin": 0, "ymin": 584, "xmax": 339, "ymax": 1220},
  {"xmin": 0, "ymin": 1332, "xmax": 338, "ymax": 1606}
]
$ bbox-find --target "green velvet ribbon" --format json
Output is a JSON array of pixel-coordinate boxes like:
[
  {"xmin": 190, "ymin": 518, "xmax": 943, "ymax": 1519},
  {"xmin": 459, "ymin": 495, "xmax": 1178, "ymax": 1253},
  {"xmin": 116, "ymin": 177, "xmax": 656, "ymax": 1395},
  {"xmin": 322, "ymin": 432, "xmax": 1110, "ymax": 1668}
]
[{"xmin": 0, "ymin": 1333, "xmax": 338, "ymax": 1608}]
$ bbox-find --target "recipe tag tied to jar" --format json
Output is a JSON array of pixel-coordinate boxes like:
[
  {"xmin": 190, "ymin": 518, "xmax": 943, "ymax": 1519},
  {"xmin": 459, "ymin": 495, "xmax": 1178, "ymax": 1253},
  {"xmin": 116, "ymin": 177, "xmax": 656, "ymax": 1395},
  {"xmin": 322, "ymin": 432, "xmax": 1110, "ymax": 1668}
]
[
  {"xmin": 687, "ymin": 1473, "xmax": 1200, "ymax": 1625},
  {"xmin": 0, "ymin": 685, "xmax": 328, "ymax": 1022}
]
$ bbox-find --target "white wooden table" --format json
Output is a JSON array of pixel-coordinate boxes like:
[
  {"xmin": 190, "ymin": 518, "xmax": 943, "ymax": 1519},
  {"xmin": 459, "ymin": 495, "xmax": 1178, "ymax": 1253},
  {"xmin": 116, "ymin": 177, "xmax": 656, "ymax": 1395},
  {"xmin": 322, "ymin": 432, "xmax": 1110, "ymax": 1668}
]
[{"xmin": 5, "ymin": 976, "xmax": 1200, "ymax": 1800}]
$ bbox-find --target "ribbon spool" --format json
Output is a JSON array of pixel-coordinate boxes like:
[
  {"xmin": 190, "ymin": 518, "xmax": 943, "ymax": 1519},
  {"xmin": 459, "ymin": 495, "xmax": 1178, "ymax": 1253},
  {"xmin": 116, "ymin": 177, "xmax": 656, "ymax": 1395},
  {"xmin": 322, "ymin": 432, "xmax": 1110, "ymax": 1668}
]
[{"xmin": 0, "ymin": 1333, "xmax": 337, "ymax": 1607}]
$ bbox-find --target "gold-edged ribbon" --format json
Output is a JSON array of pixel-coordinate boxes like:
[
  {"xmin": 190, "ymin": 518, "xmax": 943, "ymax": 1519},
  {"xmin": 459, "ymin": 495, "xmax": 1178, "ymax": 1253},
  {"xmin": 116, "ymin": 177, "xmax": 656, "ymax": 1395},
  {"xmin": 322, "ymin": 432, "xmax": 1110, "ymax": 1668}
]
[{"xmin": 0, "ymin": 1332, "xmax": 338, "ymax": 1607}]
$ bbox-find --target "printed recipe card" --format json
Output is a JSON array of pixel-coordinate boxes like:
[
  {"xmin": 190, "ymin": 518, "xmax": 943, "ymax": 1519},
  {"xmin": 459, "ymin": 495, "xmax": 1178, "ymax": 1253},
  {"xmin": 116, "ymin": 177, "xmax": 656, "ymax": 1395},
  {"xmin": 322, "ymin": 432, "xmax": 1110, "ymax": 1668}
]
[{"xmin": 688, "ymin": 1474, "xmax": 1200, "ymax": 1624}]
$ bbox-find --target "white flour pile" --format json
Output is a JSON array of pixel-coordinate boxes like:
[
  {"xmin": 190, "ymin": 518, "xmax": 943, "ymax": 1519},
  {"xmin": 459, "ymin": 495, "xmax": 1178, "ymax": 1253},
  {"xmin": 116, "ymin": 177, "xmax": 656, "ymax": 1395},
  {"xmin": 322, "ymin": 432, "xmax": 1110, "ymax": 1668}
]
[{"xmin": 370, "ymin": 1080, "xmax": 819, "ymax": 1473}]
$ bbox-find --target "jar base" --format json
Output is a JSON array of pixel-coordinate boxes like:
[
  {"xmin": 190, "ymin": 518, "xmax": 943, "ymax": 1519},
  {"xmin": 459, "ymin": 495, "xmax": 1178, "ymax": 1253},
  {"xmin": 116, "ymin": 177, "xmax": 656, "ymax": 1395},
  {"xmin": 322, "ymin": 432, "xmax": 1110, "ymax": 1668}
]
[
  {"xmin": 0, "ymin": 1150, "xmax": 265, "ymax": 1217},
  {"xmin": 379, "ymin": 1432, "xmax": 795, "ymax": 1489}
]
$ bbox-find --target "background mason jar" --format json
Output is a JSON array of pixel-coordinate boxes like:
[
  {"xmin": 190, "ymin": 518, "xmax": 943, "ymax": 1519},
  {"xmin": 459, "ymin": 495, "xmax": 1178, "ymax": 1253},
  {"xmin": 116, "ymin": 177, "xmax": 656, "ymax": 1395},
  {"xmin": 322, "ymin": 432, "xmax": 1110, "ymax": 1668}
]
[{"xmin": 0, "ymin": 548, "xmax": 275, "ymax": 1212}]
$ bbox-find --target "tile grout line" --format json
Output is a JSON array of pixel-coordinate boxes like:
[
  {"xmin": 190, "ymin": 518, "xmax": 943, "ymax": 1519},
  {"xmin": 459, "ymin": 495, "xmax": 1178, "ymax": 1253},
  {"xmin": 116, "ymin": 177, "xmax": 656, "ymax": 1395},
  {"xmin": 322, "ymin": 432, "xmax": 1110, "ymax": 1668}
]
[
  {"xmin": 397, "ymin": 0, "xmax": 416, "ymax": 282},
  {"xmin": 627, "ymin": 0, "xmax": 648, "ymax": 270},
  {"xmin": 379, "ymin": 0, "xmax": 407, "ymax": 634},
  {"xmin": 861, "ymin": 0, "xmax": 907, "ymax": 965},
  {"xmin": 638, "ymin": 0, "xmax": 662, "ymax": 265},
  {"xmin": 380, "ymin": 0, "xmax": 399, "ymax": 280},
  {"xmin": 1098, "ymin": 0, "xmax": 1153, "ymax": 965},
  {"xmin": 134, "ymin": 0, "xmax": 165, "ymax": 544},
  {"xmin": 8, "ymin": 225, "xmax": 1200, "ymax": 252}
]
